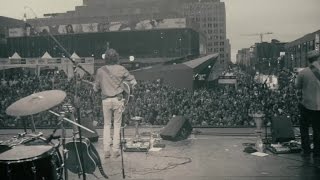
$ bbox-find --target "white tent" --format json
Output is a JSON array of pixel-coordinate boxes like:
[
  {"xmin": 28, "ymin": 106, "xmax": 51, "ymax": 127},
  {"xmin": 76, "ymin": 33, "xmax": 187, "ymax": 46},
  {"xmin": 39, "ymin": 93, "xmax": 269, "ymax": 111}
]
[
  {"xmin": 70, "ymin": 52, "xmax": 80, "ymax": 59},
  {"xmin": 41, "ymin": 51, "xmax": 52, "ymax": 59},
  {"xmin": 10, "ymin": 52, "xmax": 21, "ymax": 59}
]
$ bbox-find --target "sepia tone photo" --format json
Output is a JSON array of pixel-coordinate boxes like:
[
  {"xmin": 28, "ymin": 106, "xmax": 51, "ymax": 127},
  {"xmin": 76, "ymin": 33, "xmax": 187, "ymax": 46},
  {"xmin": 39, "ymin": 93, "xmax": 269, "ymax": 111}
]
[{"xmin": 0, "ymin": 0, "xmax": 320, "ymax": 179}]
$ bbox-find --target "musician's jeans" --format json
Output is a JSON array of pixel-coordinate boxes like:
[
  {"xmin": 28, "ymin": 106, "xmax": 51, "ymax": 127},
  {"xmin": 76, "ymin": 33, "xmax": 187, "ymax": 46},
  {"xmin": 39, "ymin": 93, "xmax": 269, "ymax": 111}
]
[
  {"xmin": 299, "ymin": 105, "xmax": 320, "ymax": 156},
  {"xmin": 102, "ymin": 97, "xmax": 124, "ymax": 153}
]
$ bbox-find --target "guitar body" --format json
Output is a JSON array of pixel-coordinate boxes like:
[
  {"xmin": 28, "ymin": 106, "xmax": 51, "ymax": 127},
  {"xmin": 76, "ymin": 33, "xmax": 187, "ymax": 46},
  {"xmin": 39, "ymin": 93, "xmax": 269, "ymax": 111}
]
[
  {"xmin": 65, "ymin": 138, "xmax": 108, "ymax": 178},
  {"xmin": 65, "ymin": 138, "xmax": 96, "ymax": 174}
]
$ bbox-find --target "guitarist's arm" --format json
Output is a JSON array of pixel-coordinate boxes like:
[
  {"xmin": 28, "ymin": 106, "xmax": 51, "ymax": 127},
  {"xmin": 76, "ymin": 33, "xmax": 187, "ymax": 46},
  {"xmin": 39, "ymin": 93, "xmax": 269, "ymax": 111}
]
[
  {"xmin": 122, "ymin": 67, "xmax": 137, "ymax": 89},
  {"xmin": 93, "ymin": 69, "xmax": 102, "ymax": 92}
]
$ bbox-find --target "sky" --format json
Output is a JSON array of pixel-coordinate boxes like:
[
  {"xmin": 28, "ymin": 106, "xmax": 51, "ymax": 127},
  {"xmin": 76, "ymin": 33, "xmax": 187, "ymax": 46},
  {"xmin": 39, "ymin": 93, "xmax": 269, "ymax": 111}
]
[{"xmin": 1, "ymin": 0, "xmax": 320, "ymax": 62}]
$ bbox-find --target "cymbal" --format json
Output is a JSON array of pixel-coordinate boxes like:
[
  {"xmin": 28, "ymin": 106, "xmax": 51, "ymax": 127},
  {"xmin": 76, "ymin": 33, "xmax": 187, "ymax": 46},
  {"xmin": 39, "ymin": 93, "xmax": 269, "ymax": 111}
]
[{"xmin": 6, "ymin": 90, "xmax": 67, "ymax": 116}]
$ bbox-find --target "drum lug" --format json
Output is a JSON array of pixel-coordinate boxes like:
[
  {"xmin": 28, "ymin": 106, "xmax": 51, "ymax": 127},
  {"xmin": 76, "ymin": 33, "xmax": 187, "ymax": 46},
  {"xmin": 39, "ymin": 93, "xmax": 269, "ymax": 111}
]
[{"xmin": 31, "ymin": 162, "xmax": 37, "ymax": 174}]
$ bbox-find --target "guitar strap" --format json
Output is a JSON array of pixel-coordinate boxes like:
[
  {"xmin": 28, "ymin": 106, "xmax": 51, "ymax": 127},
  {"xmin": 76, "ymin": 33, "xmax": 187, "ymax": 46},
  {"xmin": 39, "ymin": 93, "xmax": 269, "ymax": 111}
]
[
  {"xmin": 89, "ymin": 144, "xmax": 109, "ymax": 179},
  {"xmin": 102, "ymin": 66, "xmax": 122, "ymax": 88},
  {"xmin": 310, "ymin": 64, "xmax": 320, "ymax": 82}
]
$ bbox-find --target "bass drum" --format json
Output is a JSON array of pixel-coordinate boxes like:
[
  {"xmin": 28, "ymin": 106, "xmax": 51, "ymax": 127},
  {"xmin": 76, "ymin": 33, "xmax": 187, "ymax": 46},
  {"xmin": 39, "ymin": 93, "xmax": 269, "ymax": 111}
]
[{"xmin": 0, "ymin": 145, "xmax": 62, "ymax": 180}]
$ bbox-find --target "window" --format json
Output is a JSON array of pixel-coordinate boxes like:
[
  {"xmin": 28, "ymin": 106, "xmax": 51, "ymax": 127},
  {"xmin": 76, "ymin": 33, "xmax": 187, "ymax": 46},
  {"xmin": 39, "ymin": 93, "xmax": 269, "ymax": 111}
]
[
  {"xmin": 220, "ymin": 41, "xmax": 224, "ymax": 46},
  {"xmin": 220, "ymin": 54, "xmax": 225, "ymax": 58},
  {"xmin": 220, "ymin": 48, "xmax": 224, "ymax": 52},
  {"xmin": 208, "ymin": 30, "xmax": 213, "ymax": 34},
  {"xmin": 214, "ymin": 42, "xmax": 219, "ymax": 46},
  {"xmin": 208, "ymin": 42, "xmax": 213, "ymax": 47},
  {"xmin": 208, "ymin": 23, "xmax": 212, "ymax": 28}
]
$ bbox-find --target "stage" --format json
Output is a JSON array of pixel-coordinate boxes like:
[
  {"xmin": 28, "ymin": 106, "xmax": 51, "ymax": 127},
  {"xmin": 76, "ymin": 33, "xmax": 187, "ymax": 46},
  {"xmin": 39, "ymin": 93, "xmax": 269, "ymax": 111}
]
[{"xmin": 0, "ymin": 128, "xmax": 319, "ymax": 180}]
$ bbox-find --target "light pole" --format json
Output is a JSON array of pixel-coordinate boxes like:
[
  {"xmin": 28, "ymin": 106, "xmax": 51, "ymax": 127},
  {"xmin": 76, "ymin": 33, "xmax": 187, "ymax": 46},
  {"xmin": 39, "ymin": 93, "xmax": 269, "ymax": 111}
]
[{"xmin": 179, "ymin": 38, "xmax": 182, "ymax": 57}]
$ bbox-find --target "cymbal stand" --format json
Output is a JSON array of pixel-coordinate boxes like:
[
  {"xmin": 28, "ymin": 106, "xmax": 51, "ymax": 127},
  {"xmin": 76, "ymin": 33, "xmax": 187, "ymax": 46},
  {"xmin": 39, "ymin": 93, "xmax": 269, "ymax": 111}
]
[
  {"xmin": 30, "ymin": 115, "xmax": 36, "ymax": 133},
  {"xmin": 120, "ymin": 125, "xmax": 126, "ymax": 179},
  {"xmin": 59, "ymin": 112, "xmax": 68, "ymax": 180}
]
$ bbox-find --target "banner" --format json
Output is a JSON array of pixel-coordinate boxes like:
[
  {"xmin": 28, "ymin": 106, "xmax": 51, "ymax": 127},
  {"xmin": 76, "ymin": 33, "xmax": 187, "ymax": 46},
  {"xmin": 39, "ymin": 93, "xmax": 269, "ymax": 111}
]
[
  {"xmin": 8, "ymin": 18, "xmax": 189, "ymax": 37},
  {"xmin": 82, "ymin": 23, "xmax": 99, "ymax": 33},
  {"xmin": 218, "ymin": 76, "xmax": 237, "ymax": 84},
  {"xmin": 8, "ymin": 28, "xmax": 24, "ymax": 37}
]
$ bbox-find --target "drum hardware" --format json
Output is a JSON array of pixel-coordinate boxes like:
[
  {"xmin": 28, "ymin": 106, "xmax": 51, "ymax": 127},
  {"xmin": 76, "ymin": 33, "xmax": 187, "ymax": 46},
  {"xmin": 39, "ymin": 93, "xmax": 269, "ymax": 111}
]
[
  {"xmin": 3, "ymin": 87, "xmax": 104, "ymax": 180},
  {"xmin": 48, "ymin": 110, "xmax": 94, "ymax": 134},
  {"xmin": 0, "ymin": 145, "xmax": 63, "ymax": 180},
  {"xmin": 6, "ymin": 90, "xmax": 67, "ymax": 117}
]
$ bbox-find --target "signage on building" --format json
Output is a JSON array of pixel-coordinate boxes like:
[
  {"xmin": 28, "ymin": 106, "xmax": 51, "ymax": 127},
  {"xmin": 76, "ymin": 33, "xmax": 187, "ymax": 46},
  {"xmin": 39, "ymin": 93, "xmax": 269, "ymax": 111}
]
[
  {"xmin": 20, "ymin": 59, "xmax": 26, "ymax": 64},
  {"xmin": 10, "ymin": 59, "xmax": 21, "ymax": 64},
  {"xmin": 218, "ymin": 76, "xmax": 237, "ymax": 84},
  {"xmin": 8, "ymin": 18, "xmax": 188, "ymax": 37},
  {"xmin": 27, "ymin": 59, "xmax": 37, "ymax": 64}
]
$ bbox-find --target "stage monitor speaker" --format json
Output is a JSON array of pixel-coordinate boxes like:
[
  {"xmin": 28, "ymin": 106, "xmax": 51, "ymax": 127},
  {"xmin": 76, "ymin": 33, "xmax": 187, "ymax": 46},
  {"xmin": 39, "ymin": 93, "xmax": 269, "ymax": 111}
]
[
  {"xmin": 271, "ymin": 115, "xmax": 295, "ymax": 143},
  {"xmin": 160, "ymin": 116, "xmax": 192, "ymax": 141}
]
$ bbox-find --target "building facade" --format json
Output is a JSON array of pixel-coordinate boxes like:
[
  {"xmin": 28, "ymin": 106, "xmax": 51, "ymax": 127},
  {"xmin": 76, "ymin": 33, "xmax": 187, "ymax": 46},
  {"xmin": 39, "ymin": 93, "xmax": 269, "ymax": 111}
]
[
  {"xmin": 181, "ymin": 0, "xmax": 231, "ymax": 69},
  {"xmin": 284, "ymin": 30, "xmax": 320, "ymax": 70},
  {"xmin": 237, "ymin": 39, "xmax": 286, "ymax": 74},
  {"xmin": 23, "ymin": 0, "xmax": 230, "ymax": 68},
  {"xmin": 0, "ymin": 16, "xmax": 24, "ymax": 58}
]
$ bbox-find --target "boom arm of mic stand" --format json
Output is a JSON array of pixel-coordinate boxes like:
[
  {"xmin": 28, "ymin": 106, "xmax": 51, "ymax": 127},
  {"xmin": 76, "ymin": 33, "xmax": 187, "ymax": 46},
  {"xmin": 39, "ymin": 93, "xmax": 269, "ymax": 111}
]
[{"xmin": 48, "ymin": 110, "xmax": 94, "ymax": 134}]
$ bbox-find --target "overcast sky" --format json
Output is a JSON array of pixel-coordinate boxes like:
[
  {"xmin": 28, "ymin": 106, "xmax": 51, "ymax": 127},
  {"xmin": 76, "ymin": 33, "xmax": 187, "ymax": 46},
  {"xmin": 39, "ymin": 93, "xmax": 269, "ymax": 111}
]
[{"xmin": 1, "ymin": 0, "xmax": 320, "ymax": 62}]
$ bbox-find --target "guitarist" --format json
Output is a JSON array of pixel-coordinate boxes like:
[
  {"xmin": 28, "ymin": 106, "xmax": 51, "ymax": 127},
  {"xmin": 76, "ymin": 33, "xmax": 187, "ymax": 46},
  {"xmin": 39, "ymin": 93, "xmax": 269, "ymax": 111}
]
[{"xmin": 93, "ymin": 48, "xmax": 137, "ymax": 159}]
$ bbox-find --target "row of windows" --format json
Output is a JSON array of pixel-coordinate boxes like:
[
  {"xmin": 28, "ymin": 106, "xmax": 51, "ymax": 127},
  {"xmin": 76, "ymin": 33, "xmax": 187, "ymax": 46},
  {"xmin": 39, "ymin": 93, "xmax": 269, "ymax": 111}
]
[
  {"xmin": 207, "ymin": 35, "xmax": 225, "ymax": 40},
  {"xmin": 203, "ymin": 29, "xmax": 224, "ymax": 34},
  {"xmin": 207, "ymin": 42, "xmax": 225, "ymax": 48},
  {"xmin": 286, "ymin": 40, "xmax": 315, "ymax": 53},
  {"xmin": 190, "ymin": 17, "xmax": 225, "ymax": 22},
  {"xmin": 202, "ymin": 23, "xmax": 224, "ymax": 28}
]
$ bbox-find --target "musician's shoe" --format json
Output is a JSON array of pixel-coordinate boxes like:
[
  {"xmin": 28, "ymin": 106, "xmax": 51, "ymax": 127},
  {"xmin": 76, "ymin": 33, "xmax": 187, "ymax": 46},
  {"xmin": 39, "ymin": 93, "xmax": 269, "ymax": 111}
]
[
  {"xmin": 104, "ymin": 151, "xmax": 111, "ymax": 158},
  {"xmin": 112, "ymin": 151, "xmax": 120, "ymax": 158}
]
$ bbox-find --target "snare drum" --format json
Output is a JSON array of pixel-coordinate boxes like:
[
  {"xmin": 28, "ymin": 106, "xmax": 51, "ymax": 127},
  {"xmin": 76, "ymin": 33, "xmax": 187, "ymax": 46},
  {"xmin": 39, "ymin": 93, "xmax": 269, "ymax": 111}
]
[{"xmin": 0, "ymin": 145, "xmax": 62, "ymax": 180}]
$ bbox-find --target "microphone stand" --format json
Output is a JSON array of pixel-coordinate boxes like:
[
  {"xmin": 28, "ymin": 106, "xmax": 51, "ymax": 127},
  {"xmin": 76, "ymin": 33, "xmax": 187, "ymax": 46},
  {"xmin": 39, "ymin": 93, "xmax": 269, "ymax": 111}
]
[
  {"xmin": 23, "ymin": 8, "xmax": 92, "ymax": 180},
  {"xmin": 59, "ymin": 112, "xmax": 68, "ymax": 180},
  {"xmin": 72, "ymin": 64, "xmax": 87, "ymax": 180}
]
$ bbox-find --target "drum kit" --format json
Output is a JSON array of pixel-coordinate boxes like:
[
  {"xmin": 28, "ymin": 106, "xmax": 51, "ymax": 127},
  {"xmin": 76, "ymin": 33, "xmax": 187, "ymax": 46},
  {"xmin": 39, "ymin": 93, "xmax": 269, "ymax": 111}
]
[{"xmin": 0, "ymin": 90, "xmax": 97, "ymax": 180}]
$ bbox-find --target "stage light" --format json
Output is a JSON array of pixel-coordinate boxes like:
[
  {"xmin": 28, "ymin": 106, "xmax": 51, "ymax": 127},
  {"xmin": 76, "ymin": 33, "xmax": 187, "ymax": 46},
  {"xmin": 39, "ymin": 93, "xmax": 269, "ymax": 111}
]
[{"xmin": 129, "ymin": 56, "xmax": 135, "ymax": 62}]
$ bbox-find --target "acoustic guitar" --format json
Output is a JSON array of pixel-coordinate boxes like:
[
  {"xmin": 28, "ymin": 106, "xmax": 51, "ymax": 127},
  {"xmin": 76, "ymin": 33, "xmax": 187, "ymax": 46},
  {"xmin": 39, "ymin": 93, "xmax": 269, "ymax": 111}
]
[
  {"xmin": 65, "ymin": 138, "xmax": 108, "ymax": 179},
  {"xmin": 82, "ymin": 79, "xmax": 133, "ymax": 105}
]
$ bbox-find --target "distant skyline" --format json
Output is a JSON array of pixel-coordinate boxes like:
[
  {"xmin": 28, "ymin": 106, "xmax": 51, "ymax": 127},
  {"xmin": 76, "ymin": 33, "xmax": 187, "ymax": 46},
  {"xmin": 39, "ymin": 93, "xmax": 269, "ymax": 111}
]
[{"xmin": 1, "ymin": 0, "xmax": 320, "ymax": 62}]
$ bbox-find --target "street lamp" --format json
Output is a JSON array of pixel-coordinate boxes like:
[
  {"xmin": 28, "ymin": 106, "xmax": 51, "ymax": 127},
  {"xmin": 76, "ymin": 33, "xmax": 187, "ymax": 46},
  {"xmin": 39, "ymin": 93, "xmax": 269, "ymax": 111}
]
[{"xmin": 178, "ymin": 38, "xmax": 182, "ymax": 57}]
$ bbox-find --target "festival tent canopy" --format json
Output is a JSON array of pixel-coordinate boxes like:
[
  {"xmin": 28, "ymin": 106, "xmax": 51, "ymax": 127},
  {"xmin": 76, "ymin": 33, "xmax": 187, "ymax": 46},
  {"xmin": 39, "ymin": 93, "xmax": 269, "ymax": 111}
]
[
  {"xmin": 10, "ymin": 52, "xmax": 21, "ymax": 59},
  {"xmin": 41, "ymin": 51, "xmax": 52, "ymax": 59},
  {"xmin": 70, "ymin": 52, "xmax": 80, "ymax": 59}
]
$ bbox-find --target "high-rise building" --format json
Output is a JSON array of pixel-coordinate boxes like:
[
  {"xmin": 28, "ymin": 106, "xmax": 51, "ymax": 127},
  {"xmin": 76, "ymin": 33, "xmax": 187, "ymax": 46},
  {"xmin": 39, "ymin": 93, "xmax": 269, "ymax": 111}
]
[{"xmin": 181, "ymin": 0, "xmax": 231, "ymax": 69}]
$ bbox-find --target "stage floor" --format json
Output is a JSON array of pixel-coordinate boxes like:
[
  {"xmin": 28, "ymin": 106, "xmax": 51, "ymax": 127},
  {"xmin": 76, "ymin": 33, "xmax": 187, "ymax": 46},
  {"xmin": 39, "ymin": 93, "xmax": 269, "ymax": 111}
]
[{"xmin": 1, "ymin": 128, "xmax": 319, "ymax": 180}]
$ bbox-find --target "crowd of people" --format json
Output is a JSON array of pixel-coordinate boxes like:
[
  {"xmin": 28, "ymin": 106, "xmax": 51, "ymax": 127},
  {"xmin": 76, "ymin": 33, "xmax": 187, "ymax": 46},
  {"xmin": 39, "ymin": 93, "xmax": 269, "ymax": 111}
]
[{"xmin": 0, "ymin": 67, "xmax": 300, "ymax": 129}]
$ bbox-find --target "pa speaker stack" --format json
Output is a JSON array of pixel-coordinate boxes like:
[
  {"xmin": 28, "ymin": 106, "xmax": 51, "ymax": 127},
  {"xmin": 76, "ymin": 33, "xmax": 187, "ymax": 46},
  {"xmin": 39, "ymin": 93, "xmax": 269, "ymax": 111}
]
[{"xmin": 160, "ymin": 116, "xmax": 192, "ymax": 141}]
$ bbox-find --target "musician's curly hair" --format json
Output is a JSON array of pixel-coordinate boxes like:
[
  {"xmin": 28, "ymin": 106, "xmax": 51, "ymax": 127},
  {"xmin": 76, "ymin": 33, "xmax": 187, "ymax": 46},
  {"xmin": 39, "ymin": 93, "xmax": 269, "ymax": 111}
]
[{"xmin": 104, "ymin": 48, "xmax": 119, "ymax": 65}]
